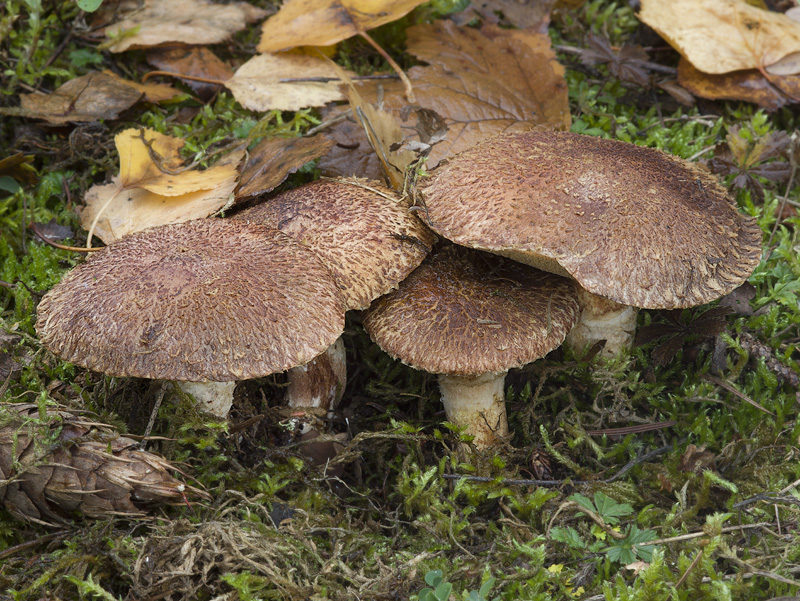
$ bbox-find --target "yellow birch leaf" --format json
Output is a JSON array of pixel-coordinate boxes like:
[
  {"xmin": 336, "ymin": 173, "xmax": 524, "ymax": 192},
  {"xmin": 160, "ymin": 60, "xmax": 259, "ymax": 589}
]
[
  {"xmin": 639, "ymin": 0, "xmax": 800, "ymax": 74},
  {"xmin": 225, "ymin": 53, "xmax": 347, "ymax": 112},
  {"xmin": 257, "ymin": 0, "xmax": 428, "ymax": 53},
  {"xmin": 116, "ymin": 128, "xmax": 238, "ymax": 196}
]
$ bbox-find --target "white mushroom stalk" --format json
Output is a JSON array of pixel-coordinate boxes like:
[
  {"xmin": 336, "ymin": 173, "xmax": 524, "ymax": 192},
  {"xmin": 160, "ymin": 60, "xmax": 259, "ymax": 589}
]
[
  {"xmin": 363, "ymin": 244, "xmax": 580, "ymax": 450},
  {"xmin": 565, "ymin": 288, "xmax": 639, "ymax": 357},
  {"xmin": 438, "ymin": 372, "xmax": 509, "ymax": 448}
]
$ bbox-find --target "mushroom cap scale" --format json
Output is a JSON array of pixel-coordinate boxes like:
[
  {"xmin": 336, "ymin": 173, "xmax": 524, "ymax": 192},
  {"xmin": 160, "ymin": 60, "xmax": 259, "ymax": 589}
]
[
  {"xmin": 36, "ymin": 219, "xmax": 345, "ymax": 382},
  {"xmin": 362, "ymin": 245, "xmax": 580, "ymax": 377},
  {"xmin": 234, "ymin": 178, "xmax": 437, "ymax": 310},
  {"xmin": 420, "ymin": 130, "xmax": 762, "ymax": 309}
]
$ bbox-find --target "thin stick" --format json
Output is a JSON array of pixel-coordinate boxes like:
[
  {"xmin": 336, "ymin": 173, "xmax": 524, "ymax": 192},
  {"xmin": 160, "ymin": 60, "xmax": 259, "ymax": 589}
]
[
  {"xmin": 703, "ymin": 374, "xmax": 775, "ymax": 416},
  {"xmin": 358, "ymin": 30, "xmax": 415, "ymax": 102},
  {"xmin": 646, "ymin": 522, "xmax": 769, "ymax": 546},
  {"xmin": 85, "ymin": 184, "xmax": 122, "ymax": 248},
  {"xmin": 29, "ymin": 222, "xmax": 103, "ymax": 252},
  {"xmin": 142, "ymin": 70, "xmax": 228, "ymax": 85},
  {"xmin": 441, "ymin": 442, "xmax": 676, "ymax": 487}
]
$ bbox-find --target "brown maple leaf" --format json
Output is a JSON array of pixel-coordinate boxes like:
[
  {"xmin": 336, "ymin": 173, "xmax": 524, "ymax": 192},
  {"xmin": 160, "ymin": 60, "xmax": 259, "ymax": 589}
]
[
  {"xmin": 705, "ymin": 124, "xmax": 791, "ymax": 202},
  {"xmin": 577, "ymin": 33, "xmax": 651, "ymax": 87},
  {"xmin": 635, "ymin": 306, "xmax": 733, "ymax": 367}
]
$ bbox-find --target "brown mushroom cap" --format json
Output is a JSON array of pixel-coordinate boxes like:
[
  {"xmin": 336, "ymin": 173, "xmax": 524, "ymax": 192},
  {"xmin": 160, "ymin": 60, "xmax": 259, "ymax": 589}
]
[
  {"xmin": 420, "ymin": 130, "xmax": 762, "ymax": 309},
  {"xmin": 233, "ymin": 178, "xmax": 437, "ymax": 310},
  {"xmin": 362, "ymin": 244, "xmax": 580, "ymax": 376},
  {"xmin": 36, "ymin": 219, "xmax": 345, "ymax": 382}
]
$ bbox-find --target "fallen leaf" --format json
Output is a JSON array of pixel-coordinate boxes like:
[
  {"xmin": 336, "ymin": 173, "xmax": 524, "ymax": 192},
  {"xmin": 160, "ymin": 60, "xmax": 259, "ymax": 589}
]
[
  {"xmin": 473, "ymin": 0, "xmax": 556, "ymax": 30},
  {"xmin": 105, "ymin": 0, "xmax": 267, "ymax": 53},
  {"xmin": 578, "ymin": 33, "xmax": 651, "ymax": 87},
  {"xmin": 101, "ymin": 70, "xmax": 180, "ymax": 103},
  {"xmin": 257, "ymin": 0, "xmax": 428, "ymax": 53},
  {"xmin": 80, "ymin": 128, "xmax": 242, "ymax": 244},
  {"xmin": 318, "ymin": 117, "xmax": 386, "ymax": 181},
  {"xmin": 677, "ymin": 57, "xmax": 789, "ymax": 110},
  {"xmin": 331, "ymin": 21, "xmax": 570, "ymax": 171},
  {"xmin": 639, "ymin": 0, "xmax": 800, "ymax": 75},
  {"xmin": 236, "ymin": 134, "xmax": 335, "ymax": 201},
  {"xmin": 147, "ymin": 46, "xmax": 233, "ymax": 100},
  {"xmin": 334, "ymin": 63, "xmax": 417, "ymax": 190},
  {"xmin": 225, "ymin": 53, "xmax": 348, "ymax": 112},
  {"xmin": 31, "ymin": 218, "xmax": 74, "ymax": 242},
  {"xmin": 16, "ymin": 71, "xmax": 143, "ymax": 124}
]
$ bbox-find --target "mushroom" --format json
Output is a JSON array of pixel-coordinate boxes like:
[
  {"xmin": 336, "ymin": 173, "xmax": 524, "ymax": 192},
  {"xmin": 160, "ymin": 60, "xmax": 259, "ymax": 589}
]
[
  {"xmin": 419, "ymin": 129, "xmax": 762, "ymax": 355},
  {"xmin": 35, "ymin": 219, "xmax": 346, "ymax": 417},
  {"xmin": 233, "ymin": 177, "xmax": 436, "ymax": 417},
  {"xmin": 362, "ymin": 244, "xmax": 580, "ymax": 449}
]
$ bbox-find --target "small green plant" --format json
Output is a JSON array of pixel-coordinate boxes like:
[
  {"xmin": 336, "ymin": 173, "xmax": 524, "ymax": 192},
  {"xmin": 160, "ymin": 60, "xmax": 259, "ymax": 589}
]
[
  {"xmin": 416, "ymin": 570, "xmax": 498, "ymax": 601},
  {"xmin": 551, "ymin": 492, "xmax": 657, "ymax": 565}
]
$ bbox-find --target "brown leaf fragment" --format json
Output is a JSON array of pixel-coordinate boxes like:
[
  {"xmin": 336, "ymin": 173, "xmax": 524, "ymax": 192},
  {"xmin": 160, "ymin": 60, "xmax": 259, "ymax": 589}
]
[
  {"xmin": 257, "ymin": 0, "xmax": 428, "ymax": 53},
  {"xmin": 18, "ymin": 71, "xmax": 143, "ymax": 124},
  {"xmin": 105, "ymin": 0, "xmax": 267, "ymax": 52},
  {"xmin": 236, "ymin": 134, "xmax": 335, "ymax": 201},
  {"xmin": 473, "ymin": 0, "xmax": 556, "ymax": 30},
  {"xmin": 147, "ymin": 46, "xmax": 233, "ymax": 100},
  {"xmin": 0, "ymin": 403, "xmax": 208, "ymax": 524},
  {"xmin": 31, "ymin": 218, "xmax": 73, "ymax": 242},
  {"xmin": 318, "ymin": 117, "xmax": 386, "ymax": 180},
  {"xmin": 101, "ymin": 70, "xmax": 181, "ymax": 103},
  {"xmin": 226, "ymin": 53, "xmax": 348, "ymax": 112},
  {"xmin": 718, "ymin": 282, "xmax": 756, "ymax": 316},
  {"xmin": 677, "ymin": 57, "xmax": 791, "ymax": 111},
  {"xmin": 679, "ymin": 444, "xmax": 716, "ymax": 473}
]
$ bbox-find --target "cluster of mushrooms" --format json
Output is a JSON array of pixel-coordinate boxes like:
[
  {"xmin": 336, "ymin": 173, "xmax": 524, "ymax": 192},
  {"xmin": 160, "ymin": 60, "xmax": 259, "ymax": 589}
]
[{"xmin": 36, "ymin": 130, "xmax": 762, "ymax": 451}]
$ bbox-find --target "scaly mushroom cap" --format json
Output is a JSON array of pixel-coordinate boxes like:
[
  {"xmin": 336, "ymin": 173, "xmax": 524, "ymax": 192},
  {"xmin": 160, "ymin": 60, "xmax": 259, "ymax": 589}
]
[
  {"xmin": 362, "ymin": 244, "xmax": 580, "ymax": 376},
  {"xmin": 36, "ymin": 219, "xmax": 345, "ymax": 381},
  {"xmin": 234, "ymin": 178, "xmax": 437, "ymax": 310},
  {"xmin": 420, "ymin": 130, "xmax": 762, "ymax": 309}
]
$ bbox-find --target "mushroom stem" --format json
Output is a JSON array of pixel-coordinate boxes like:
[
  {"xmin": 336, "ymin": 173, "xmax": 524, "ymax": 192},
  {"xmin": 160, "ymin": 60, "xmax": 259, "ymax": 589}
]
[
  {"xmin": 565, "ymin": 288, "xmax": 638, "ymax": 357},
  {"xmin": 176, "ymin": 381, "xmax": 237, "ymax": 417},
  {"xmin": 286, "ymin": 338, "xmax": 347, "ymax": 414},
  {"xmin": 437, "ymin": 371, "xmax": 509, "ymax": 449}
]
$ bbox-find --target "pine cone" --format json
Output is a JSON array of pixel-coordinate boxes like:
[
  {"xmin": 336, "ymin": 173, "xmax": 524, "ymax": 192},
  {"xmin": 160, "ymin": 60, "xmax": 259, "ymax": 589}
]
[{"xmin": 0, "ymin": 403, "xmax": 208, "ymax": 524}]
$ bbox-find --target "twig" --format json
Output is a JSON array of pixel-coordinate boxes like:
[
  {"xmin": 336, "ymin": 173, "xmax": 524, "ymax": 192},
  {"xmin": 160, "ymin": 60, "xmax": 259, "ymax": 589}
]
[
  {"xmin": 646, "ymin": 522, "xmax": 770, "ymax": 546},
  {"xmin": 441, "ymin": 442, "xmax": 676, "ymax": 487},
  {"xmin": 555, "ymin": 44, "xmax": 678, "ymax": 75},
  {"xmin": 703, "ymin": 374, "xmax": 775, "ymax": 416},
  {"xmin": 0, "ymin": 532, "xmax": 68, "ymax": 560},
  {"xmin": 142, "ymin": 70, "xmax": 228, "ymax": 85},
  {"xmin": 358, "ymin": 30, "xmax": 415, "ymax": 102},
  {"xmin": 29, "ymin": 222, "xmax": 103, "ymax": 253}
]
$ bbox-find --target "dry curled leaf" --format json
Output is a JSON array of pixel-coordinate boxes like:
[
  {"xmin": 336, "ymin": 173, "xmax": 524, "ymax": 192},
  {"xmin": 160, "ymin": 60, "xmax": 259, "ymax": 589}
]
[
  {"xmin": 105, "ymin": 0, "xmax": 267, "ymax": 52},
  {"xmin": 677, "ymin": 56, "xmax": 800, "ymax": 110},
  {"xmin": 15, "ymin": 71, "xmax": 144, "ymax": 124},
  {"xmin": 0, "ymin": 403, "xmax": 208, "ymax": 524},
  {"xmin": 80, "ymin": 128, "xmax": 242, "ymax": 244},
  {"xmin": 321, "ymin": 20, "xmax": 570, "ymax": 177},
  {"xmin": 147, "ymin": 46, "xmax": 233, "ymax": 100},
  {"xmin": 639, "ymin": 0, "xmax": 800, "ymax": 75},
  {"xmin": 226, "ymin": 53, "xmax": 348, "ymax": 112},
  {"xmin": 257, "ymin": 0, "xmax": 428, "ymax": 53},
  {"xmin": 236, "ymin": 134, "xmax": 335, "ymax": 201}
]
